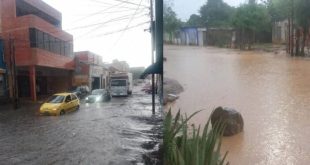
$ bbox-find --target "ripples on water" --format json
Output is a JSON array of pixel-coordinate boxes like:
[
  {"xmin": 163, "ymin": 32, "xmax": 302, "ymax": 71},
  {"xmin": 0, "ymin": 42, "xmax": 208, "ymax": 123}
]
[
  {"xmin": 0, "ymin": 84, "xmax": 162, "ymax": 164},
  {"xmin": 164, "ymin": 45, "xmax": 310, "ymax": 165}
]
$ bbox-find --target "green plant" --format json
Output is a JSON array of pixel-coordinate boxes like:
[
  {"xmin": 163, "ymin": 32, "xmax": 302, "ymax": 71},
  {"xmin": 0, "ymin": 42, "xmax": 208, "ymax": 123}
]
[{"xmin": 164, "ymin": 109, "xmax": 228, "ymax": 165}]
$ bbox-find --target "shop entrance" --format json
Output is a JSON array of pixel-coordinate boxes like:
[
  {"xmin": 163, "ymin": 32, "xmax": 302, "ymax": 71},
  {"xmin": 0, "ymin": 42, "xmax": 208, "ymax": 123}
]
[{"xmin": 92, "ymin": 77, "xmax": 100, "ymax": 90}]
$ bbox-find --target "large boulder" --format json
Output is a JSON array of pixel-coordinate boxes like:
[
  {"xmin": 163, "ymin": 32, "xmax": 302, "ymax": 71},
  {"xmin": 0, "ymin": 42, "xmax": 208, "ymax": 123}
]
[
  {"xmin": 163, "ymin": 78, "xmax": 184, "ymax": 104},
  {"xmin": 211, "ymin": 107, "xmax": 244, "ymax": 136}
]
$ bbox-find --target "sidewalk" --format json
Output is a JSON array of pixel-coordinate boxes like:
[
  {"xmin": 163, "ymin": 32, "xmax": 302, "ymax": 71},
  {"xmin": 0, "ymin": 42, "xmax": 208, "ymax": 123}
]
[{"xmin": 0, "ymin": 99, "xmax": 40, "ymax": 112}]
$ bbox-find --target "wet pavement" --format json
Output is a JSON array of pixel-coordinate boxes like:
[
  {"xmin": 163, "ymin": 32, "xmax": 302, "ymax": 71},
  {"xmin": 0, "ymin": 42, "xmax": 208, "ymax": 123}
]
[
  {"xmin": 164, "ymin": 45, "xmax": 310, "ymax": 165},
  {"xmin": 0, "ymin": 83, "xmax": 162, "ymax": 165}
]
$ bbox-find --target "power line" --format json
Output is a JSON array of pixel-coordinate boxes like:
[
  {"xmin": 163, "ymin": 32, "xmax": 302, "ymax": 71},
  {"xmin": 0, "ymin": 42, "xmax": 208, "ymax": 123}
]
[
  {"xmin": 77, "ymin": 21, "xmax": 150, "ymax": 39},
  {"xmin": 75, "ymin": 12, "xmax": 149, "ymax": 39},
  {"xmin": 109, "ymin": 0, "xmax": 143, "ymax": 50},
  {"xmin": 111, "ymin": 0, "xmax": 149, "ymax": 8}
]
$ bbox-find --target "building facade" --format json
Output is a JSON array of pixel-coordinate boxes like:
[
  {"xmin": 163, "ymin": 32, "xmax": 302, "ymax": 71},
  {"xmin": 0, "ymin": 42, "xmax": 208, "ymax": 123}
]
[
  {"xmin": 74, "ymin": 51, "xmax": 109, "ymax": 90},
  {"xmin": 0, "ymin": 0, "xmax": 74, "ymax": 101},
  {"xmin": 0, "ymin": 39, "xmax": 7, "ymax": 99}
]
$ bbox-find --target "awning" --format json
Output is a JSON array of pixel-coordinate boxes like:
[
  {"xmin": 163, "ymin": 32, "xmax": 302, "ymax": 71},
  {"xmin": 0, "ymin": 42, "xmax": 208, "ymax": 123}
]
[{"xmin": 140, "ymin": 61, "xmax": 162, "ymax": 79}]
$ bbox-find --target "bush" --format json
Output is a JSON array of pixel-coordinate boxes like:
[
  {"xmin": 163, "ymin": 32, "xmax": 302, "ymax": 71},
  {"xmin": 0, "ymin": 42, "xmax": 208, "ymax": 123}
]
[{"xmin": 164, "ymin": 109, "xmax": 228, "ymax": 165}]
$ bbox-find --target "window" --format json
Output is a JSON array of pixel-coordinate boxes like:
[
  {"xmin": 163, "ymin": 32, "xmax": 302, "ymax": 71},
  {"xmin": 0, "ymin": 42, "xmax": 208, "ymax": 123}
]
[
  {"xmin": 43, "ymin": 33, "xmax": 49, "ymax": 50},
  {"xmin": 55, "ymin": 38, "xmax": 61, "ymax": 55},
  {"xmin": 28, "ymin": 28, "xmax": 73, "ymax": 57},
  {"xmin": 65, "ymin": 95, "xmax": 71, "ymax": 102},
  {"xmin": 71, "ymin": 94, "xmax": 77, "ymax": 100},
  {"xmin": 37, "ymin": 30, "xmax": 44, "ymax": 49},
  {"xmin": 29, "ymin": 28, "xmax": 37, "ymax": 47}
]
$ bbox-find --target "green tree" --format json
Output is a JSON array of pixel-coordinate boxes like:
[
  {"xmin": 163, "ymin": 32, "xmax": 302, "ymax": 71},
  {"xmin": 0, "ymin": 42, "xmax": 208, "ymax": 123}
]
[
  {"xmin": 164, "ymin": 3, "xmax": 182, "ymax": 43},
  {"xmin": 295, "ymin": 0, "xmax": 310, "ymax": 56},
  {"xmin": 264, "ymin": 0, "xmax": 290, "ymax": 22},
  {"xmin": 186, "ymin": 14, "xmax": 203, "ymax": 26},
  {"xmin": 232, "ymin": 2, "xmax": 271, "ymax": 49},
  {"xmin": 199, "ymin": 0, "xmax": 234, "ymax": 28}
]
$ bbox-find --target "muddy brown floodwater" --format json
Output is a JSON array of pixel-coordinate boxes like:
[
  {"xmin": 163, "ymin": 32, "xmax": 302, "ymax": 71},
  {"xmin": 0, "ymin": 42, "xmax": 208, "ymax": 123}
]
[{"xmin": 164, "ymin": 45, "xmax": 310, "ymax": 165}]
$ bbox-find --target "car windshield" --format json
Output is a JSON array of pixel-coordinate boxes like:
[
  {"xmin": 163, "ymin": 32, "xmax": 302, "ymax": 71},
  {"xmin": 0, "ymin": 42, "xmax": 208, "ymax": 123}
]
[
  {"xmin": 91, "ymin": 89, "xmax": 106, "ymax": 95},
  {"xmin": 111, "ymin": 80, "xmax": 126, "ymax": 86},
  {"xmin": 46, "ymin": 95, "xmax": 65, "ymax": 103}
]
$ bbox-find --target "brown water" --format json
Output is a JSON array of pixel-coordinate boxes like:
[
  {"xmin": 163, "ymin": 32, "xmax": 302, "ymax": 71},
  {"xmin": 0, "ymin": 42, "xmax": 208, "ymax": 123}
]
[{"xmin": 164, "ymin": 45, "xmax": 310, "ymax": 165}]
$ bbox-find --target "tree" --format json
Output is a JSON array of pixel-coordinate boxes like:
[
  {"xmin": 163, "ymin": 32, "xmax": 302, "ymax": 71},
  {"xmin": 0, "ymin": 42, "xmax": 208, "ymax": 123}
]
[
  {"xmin": 186, "ymin": 14, "xmax": 203, "ymax": 26},
  {"xmin": 164, "ymin": 3, "xmax": 182, "ymax": 43},
  {"xmin": 199, "ymin": 0, "xmax": 235, "ymax": 28},
  {"xmin": 232, "ymin": 2, "xmax": 271, "ymax": 49},
  {"xmin": 295, "ymin": 0, "xmax": 310, "ymax": 56}
]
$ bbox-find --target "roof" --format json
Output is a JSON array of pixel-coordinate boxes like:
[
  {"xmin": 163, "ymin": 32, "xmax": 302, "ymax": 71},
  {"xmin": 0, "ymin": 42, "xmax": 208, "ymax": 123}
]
[{"xmin": 54, "ymin": 93, "xmax": 72, "ymax": 96}]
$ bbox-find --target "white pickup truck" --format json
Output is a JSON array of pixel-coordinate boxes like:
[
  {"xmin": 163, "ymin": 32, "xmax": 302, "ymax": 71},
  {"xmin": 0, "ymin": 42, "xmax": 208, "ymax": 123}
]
[{"xmin": 110, "ymin": 72, "xmax": 133, "ymax": 96}]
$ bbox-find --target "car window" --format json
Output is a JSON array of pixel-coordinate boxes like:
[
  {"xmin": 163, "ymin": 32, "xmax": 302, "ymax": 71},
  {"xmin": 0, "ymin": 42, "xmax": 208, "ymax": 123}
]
[
  {"xmin": 71, "ymin": 94, "xmax": 78, "ymax": 100},
  {"xmin": 47, "ymin": 95, "xmax": 64, "ymax": 103},
  {"xmin": 65, "ymin": 95, "xmax": 71, "ymax": 102}
]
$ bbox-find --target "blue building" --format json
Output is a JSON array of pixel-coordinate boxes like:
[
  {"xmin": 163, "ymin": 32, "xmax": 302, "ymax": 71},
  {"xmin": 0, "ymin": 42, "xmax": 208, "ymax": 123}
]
[
  {"xmin": 0, "ymin": 39, "xmax": 8, "ymax": 98},
  {"xmin": 178, "ymin": 27, "xmax": 207, "ymax": 46}
]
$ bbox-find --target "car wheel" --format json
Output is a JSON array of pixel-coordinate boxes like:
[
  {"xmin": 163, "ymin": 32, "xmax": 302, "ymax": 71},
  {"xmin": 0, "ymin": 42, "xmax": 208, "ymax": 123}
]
[
  {"xmin": 60, "ymin": 110, "xmax": 65, "ymax": 116},
  {"xmin": 76, "ymin": 105, "xmax": 80, "ymax": 110}
]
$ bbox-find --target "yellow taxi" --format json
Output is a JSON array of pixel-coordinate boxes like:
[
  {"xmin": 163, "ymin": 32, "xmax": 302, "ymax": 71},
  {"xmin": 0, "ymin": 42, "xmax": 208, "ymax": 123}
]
[{"xmin": 39, "ymin": 93, "xmax": 80, "ymax": 116}]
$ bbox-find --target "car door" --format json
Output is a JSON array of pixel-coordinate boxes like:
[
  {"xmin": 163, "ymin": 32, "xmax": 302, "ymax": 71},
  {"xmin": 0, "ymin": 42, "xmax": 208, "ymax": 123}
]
[
  {"xmin": 71, "ymin": 94, "xmax": 79, "ymax": 108},
  {"xmin": 63, "ymin": 95, "xmax": 71, "ymax": 111},
  {"xmin": 64, "ymin": 95, "xmax": 74, "ymax": 111}
]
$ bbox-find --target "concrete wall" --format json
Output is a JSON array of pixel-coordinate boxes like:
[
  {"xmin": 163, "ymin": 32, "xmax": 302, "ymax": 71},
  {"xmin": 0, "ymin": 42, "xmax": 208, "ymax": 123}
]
[{"xmin": 272, "ymin": 20, "xmax": 288, "ymax": 44}]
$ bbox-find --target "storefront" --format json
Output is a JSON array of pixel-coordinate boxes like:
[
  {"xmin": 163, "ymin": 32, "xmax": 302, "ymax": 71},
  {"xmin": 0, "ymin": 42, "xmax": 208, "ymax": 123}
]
[
  {"xmin": 0, "ymin": 71, "xmax": 6, "ymax": 97},
  {"xmin": 0, "ymin": 39, "xmax": 7, "ymax": 98}
]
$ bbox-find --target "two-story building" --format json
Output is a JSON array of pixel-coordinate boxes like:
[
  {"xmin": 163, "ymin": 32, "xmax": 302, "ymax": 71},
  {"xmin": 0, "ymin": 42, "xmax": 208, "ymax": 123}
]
[
  {"xmin": 74, "ymin": 51, "xmax": 110, "ymax": 90},
  {"xmin": 0, "ymin": 0, "xmax": 74, "ymax": 101}
]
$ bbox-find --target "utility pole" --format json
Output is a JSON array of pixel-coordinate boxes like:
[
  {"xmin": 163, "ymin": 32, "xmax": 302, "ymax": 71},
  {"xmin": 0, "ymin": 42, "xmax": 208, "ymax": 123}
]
[
  {"xmin": 150, "ymin": 0, "xmax": 155, "ymax": 114},
  {"xmin": 155, "ymin": 0, "xmax": 163, "ymax": 103},
  {"xmin": 290, "ymin": 0, "xmax": 294, "ymax": 56}
]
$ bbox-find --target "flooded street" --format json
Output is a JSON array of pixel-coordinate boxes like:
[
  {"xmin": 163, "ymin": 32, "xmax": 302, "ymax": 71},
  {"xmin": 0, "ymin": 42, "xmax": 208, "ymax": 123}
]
[
  {"xmin": 164, "ymin": 45, "xmax": 310, "ymax": 164},
  {"xmin": 0, "ymin": 83, "xmax": 161, "ymax": 164}
]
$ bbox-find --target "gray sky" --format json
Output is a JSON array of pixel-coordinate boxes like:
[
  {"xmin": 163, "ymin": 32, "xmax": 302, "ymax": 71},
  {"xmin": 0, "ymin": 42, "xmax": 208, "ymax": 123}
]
[
  {"xmin": 42, "ymin": 0, "xmax": 151, "ymax": 67},
  {"xmin": 171, "ymin": 0, "xmax": 248, "ymax": 21}
]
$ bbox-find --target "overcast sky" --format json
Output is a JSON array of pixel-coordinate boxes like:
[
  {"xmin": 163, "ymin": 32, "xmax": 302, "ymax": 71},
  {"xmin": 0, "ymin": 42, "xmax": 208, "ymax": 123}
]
[
  {"xmin": 171, "ymin": 0, "xmax": 249, "ymax": 21},
  {"xmin": 42, "ymin": 0, "xmax": 151, "ymax": 68}
]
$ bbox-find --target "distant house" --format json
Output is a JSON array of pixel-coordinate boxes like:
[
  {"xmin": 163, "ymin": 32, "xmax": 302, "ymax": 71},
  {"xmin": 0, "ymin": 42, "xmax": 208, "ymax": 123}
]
[
  {"xmin": 272, "ymin": 20, "xmax": 288, "ymax": 44},
  {"xmin": 179, "ymin": 27, "xmax": 207, "ymax": 46},
  {"xmin": 74, "ymin": 51, "xmax": 110, "ymax": 90}
]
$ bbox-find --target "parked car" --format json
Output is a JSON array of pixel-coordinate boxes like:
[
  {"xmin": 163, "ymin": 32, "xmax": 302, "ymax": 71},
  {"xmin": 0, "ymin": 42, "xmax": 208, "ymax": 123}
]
[
  {"xmin": 39, "ymin": 93, "xmax": 80, "ymax": 116},
  {"xmin": 85, "ymin": 89, "xmax": 111, "ymax": 103},
  {"xmin": 69, "ymin": 85, "xmax": 90, "ymax": 99}
]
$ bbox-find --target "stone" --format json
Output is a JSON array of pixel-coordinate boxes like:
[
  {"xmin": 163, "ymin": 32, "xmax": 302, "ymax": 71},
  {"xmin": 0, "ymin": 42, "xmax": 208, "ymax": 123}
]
[
  {"xmin": 163, "ymin": 78, "xmax": 184, "ymax": 104},
  {"xmin": 211, "ymin": 106, "xmax": 244, "ymax": 136}
]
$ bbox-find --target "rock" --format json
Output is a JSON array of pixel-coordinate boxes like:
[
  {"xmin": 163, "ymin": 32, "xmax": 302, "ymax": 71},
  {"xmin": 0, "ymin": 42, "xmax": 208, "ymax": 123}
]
[
  {"xmin": 211, "ymin": 106, "xmax": 244, "ymax": 136},
  {"xmin": 163, "ymin": 78, "xmax": 184, "ymax": 104},
  {"xmin": 163, "ymin": 94, "xmax": 179, "ymax": 104}
]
